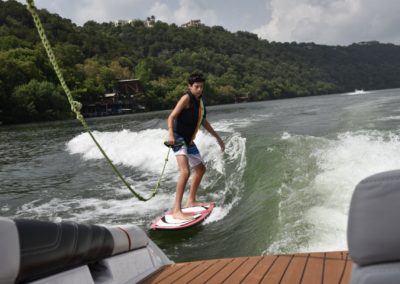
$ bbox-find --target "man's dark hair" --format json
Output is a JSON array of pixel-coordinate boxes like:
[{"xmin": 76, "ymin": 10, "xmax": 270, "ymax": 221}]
[{"xmin": 188, "ymin": 72, "xmax": 206, "ymax": 86}]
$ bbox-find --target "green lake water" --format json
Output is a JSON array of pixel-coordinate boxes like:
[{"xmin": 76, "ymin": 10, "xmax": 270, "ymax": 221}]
[{"xmin": 2, "ymin": 88, "xmax": 400, "ymax": 263}]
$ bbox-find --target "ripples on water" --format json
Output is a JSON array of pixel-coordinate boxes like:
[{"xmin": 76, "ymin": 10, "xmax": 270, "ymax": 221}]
[{"xmin": 1, "ymin": 88, "xmax": 400, "ymax": 262}]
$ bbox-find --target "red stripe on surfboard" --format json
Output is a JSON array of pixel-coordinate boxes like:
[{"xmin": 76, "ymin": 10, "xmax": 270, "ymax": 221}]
[{"xmin": 117, "ymin": 227, "xmax": 131, "ymax": 251}]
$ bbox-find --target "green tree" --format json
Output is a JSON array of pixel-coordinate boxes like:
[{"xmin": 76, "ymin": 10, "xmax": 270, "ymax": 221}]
[
  {"xmin": 53, "ymin": 44, "xmax": 85, "ymax": 67},
  {"xmin": 4, "ymin": 0, "xmax": 400, "ymax": 124},
  {"xmin": 9, "ymin": 79, "xmax": 69, "ymax": 122},
  {"xmin": 98, "ymin": 67, "xmax": 116, "ymax": 92},
  {"xmin": 109, "ymin": 61, "xmax": 132, "ymax": 80},
  {"xmin": 0, "ymin": 35, "xmax": 31, "ymax": 51},
  {"xmin": 135, "ymin": 60, "xmax": 155, "ymax": 82},
  {"xmin": 219, "ymin": 85, "xmax": 237, "ymax": 104},
  {"xmin": 0, "ymin": 48, "xmax": 48, "ymax": 99}
]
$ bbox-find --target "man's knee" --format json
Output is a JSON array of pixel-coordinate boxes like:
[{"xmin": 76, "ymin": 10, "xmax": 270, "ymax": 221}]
[
  {"xmin": 180, "ymin": 168, "xmax": 191, "ymax": 180},
  {"xmin": 196, "ymin": 163, "xmax": 206, "ymax": 176}
]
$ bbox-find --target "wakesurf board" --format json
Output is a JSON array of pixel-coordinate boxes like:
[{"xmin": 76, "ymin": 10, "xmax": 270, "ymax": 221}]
[{"xmin": 150, "ymin": 203, "xmax": 214, "ymax": 230}]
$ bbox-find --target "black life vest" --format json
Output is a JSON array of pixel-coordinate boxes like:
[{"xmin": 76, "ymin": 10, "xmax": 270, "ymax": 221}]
[{"xmin": 173, "ymin": 91, "xmax": 206, "ymax": 145}]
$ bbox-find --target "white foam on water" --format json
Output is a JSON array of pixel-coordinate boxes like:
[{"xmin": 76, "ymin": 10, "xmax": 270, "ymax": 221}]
[
  {"xmin": 203, "ymin": 196, "xmax": 241, "ymax": 225},
  {"xmin": 2, "ymin": 205, "xmax": 10, "ymax": 212},
  {"xmin": 203, "ymin": 132, "xmax": 247, "ymax": 224},
  {"xmin": 195, "ymin": 131, "xmax": 226, "ymax": 174},
  {"xmin": 312, "ymin": 131, "xmax": 400, "ymax": 193},
  {"xmin": 344, "ymin": 91, "xmax": 370, "ymax": 96},
  {"xmin": 211, "ymin": 114, "xmax": 272, "ymax": 132},
  {"xmin": 66, "ymin": 129, "xmax": 179, "ymax": 175},
  {"xmin": 14, "ymin": 196, "xmax": 173, "ymax": 224},
  {"xmin": 281, "ymin": 132, "xmax": 291, "ymax": 140},
  {"xmin": 265, "ymin": 130, "xmax": 400, "ymax": 254},
  {"xmin": 66, "ymin": 128, "xmax": 241, "ymax": 176},
  {"xmin": 307, "ymin": 131, "xmax": 400, "ymax": 252},
  {"xmin": 301, "ymin": 207, "xmax": 348, "ymax": 252},
  {"xmin": 17, "ymin": 121, "xmax": 247, "ymax": 226},
  {"xmin": 376, "ymin": 116, "xmax": 400, "ymax": 121}
]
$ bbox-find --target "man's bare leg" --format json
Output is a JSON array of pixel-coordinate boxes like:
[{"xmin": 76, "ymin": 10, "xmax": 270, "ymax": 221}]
[
  {"xmin": 173, "ymin": 155, "xmax": 193, "ymax": 220},
  {"xmin": 186, "ymin": 162, "xmax": 207, "ymax": 207}
]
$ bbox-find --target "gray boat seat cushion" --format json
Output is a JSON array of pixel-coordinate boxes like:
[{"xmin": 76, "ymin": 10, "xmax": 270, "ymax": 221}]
[
  {"xmin": 0, "ymin": 217, "xmax": 20, "ymax": 284},
  {"xmin": 105, "ymin": 224, "xmax": 148, "ymax": 255},
  {"xmin": 348, "ymin": 169, "xmax": 400, "ymax": 266},
  {"xmin": 351, "ymin": 263, "xmax": 400, "ymax": 284},
  {"xmin": 0, "ymin": 218, "xmax": 149, "ymax": 284},
  {"xmin": 0, "ymin": 218, "xmax": 115, "ymax": 284}
]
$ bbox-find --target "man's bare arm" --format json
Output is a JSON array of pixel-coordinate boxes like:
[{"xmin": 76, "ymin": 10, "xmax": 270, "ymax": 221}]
[{"xmin": 202, "ymin": 118, "xmax": 225, "ymax": 152}]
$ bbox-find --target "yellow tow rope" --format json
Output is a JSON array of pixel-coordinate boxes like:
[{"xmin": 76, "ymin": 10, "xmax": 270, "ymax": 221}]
[{"xmin": 25, "ymin": 0, "xmax": 165, "ymax": 201}]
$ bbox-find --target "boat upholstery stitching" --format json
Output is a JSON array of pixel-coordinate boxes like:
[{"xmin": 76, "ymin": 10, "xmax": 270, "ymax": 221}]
[
  {"xmin": 63, "ymin": 223, "xmax": 78, "ymax": 266},
  {"xmin": 78, "ymin": 224, "xmax": 92, "ymax": 262},
  {"xmin": 20, "ymin": 223, "xmax": 61, "ymax": 253},
  {"xmin": 20, "ymin": 223, "xmax": 62, "ymax": 256}
]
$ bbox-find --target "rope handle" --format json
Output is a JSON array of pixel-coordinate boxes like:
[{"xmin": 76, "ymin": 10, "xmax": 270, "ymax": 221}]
[{"xmin": 164, "ymin": 141, "xmax": 185, "ymax": 148}]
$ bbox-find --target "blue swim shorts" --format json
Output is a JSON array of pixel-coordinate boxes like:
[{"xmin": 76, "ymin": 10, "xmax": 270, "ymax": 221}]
[{"xmin": 172, "ymin": 133, "xmax": 204, "ymax": 167}]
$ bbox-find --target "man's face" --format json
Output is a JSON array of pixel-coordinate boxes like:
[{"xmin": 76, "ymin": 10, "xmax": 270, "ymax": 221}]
[{"xmin": 188, "ymin": 82, "xmax": 204, "ymax": 97}]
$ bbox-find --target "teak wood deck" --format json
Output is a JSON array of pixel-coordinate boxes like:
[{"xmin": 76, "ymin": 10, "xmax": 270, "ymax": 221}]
[{"xmin": 138, "ymin": 251, "xmax": 353, "ymax": 284}]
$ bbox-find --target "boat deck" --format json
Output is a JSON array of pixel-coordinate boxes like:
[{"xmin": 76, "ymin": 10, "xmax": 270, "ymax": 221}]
[{"xmin": 138, "ymin": 251, "xmax": 352, "ymax": 284}]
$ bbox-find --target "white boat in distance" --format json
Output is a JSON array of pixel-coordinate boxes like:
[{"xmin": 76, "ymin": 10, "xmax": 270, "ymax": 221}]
[{"xmin": 355, "ymin": 88, "xmax": 364, "ymax": 94}]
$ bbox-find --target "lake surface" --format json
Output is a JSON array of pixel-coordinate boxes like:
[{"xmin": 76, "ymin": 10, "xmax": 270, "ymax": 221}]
[{"xmin": 2, "ymin": 89, "xmax": 400, "ymax": 263}]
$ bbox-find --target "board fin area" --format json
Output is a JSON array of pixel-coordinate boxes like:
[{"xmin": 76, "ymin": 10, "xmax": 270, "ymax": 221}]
[{"xmin": 150, "ymin": 203, "xmax": 215, "ymax": 230}]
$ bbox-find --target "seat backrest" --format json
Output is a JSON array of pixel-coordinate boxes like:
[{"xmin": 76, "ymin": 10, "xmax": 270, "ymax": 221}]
[
  {"xmin": 348, "ymin": 169, "xmax": 400, "ymax": 284},
  {"xmin": 0, "ymin": 218, "xmax": 149, "ymax": 284}
]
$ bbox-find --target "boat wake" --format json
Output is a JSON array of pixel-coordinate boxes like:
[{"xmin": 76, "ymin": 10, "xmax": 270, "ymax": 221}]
[
  {"xmin": 264, "ymin": 130, "xmax": 400, "ymax": 255},
  {"xmin": 13, "ymin": 123, "xmax": 247, "ymax": 228},
  {"xmin": 346, "ymin": 89, "xmax": 369, "ymax": 96},
  {"xmin": 376, "ymin": 115, "xmax": 400, "ymax": 121}
]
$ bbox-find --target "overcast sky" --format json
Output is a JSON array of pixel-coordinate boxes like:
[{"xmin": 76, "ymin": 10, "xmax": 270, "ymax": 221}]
[{"xmin": 14, "ymin": 0, "xmax": 400, "ymax": 46}]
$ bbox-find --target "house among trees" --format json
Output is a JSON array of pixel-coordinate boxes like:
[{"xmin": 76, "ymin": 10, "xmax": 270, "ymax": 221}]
[
  {"xmin": 234, "ymin": 93, "xmax": 250, "ymax": 103},
  {"xmin": 81, "ymin": 79, "xmax": 148, "ymax": 117},
  {"xmin": 117, "ymin": 79, "xmax": 147, "ymax": 95},
  {"xmin": 113, "ymin": 20, "xmax": 128, "ymax": 26},
  {"xmin": 358, "ymin": 40, "xmax": 380, "ymax": 45},
  {"xmin": 113, "ymin": 16, "xmax": 155, "ymax": 27},
  {"xmin": 181, "ymin": 19, "xmax": 205, "ymax": 28},
  {"xmin": 144, "ymin": 17, "xmax": 155, "ymax": 28}
]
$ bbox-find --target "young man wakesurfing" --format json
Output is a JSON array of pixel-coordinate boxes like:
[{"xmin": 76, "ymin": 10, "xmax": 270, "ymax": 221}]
[{"xmin": 167, "ymin": 72, "xmax": 225, "ymax": 220}]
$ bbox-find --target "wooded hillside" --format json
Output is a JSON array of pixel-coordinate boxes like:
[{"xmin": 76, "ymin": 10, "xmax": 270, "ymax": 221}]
[{"xmin": 1, "ymin": 0, "xmax": 400, "ymax": 124}]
